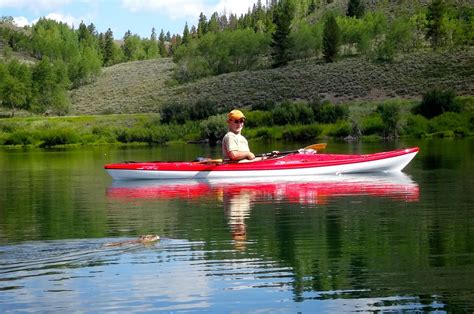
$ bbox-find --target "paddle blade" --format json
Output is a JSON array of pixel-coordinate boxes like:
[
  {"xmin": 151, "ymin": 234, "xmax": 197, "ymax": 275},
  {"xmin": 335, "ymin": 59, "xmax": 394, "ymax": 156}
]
[
  {"xmin": 197, "ymin": 158, "xmax": 223, "ymax": 164},
  {"xmin": 304, "ymin": 143, "xmax": 327, "ymax": 151}
]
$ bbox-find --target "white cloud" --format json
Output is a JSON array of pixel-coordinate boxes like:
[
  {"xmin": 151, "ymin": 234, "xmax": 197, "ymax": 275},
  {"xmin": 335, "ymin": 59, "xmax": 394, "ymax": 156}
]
[
  {"xmin": 0, "ymin": 0, "xmax": 71, "ymax": 12},
  {"xmin": 12, "ymin": 16, "xmax": 30, "ymax": 27},
  {"xmin": 12, "ymin": 12, "xmax": 83, "ymax": 28},
  {"xmin": 212, "ymin": 0, "xmax": 257, "ymax": 16},
  {"xmin": 43, "ymin": 12, "xmax": 83, "ymax": 28},
  {"xmin": 121, "ymin": 0, "xmax": 258, "ymax": 20},
  {"xmin": 121, "ymin": 0, "xmax": 206, "ymax": 19}
]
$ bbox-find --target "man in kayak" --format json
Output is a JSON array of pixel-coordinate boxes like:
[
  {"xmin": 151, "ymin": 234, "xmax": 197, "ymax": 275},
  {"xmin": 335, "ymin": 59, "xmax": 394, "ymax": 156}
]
[{"xmin": 222, "ymin": 109, "xmax": 256, "ymax": 162}]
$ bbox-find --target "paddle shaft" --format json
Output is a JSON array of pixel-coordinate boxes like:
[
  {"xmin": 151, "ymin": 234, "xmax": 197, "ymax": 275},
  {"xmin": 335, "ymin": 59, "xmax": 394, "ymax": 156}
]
[
  {"xmin": 259, "ymin": 143, "xmax": 327, "ymax": 157},
  {"xmin": 199, "ymin": 143, "xmax": 327, "ymax": 163}
]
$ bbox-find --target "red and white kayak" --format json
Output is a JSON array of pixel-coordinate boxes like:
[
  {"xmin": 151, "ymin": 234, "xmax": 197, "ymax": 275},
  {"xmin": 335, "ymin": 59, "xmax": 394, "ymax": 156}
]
[{"xmin": 104, "ymin": 147, "xmax": 419, "ymax": 180}]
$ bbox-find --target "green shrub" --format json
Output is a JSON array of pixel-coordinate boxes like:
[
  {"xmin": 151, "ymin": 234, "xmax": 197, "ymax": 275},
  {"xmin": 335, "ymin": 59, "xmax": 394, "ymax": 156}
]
[
  {"xmin": 128, "ymin": 127, "xmax": 150, "ymax": 142},
  {"xmin": 412, "ymin": 88, "xmax": 460, "ymax": 118},
  {"xmin": 91, "ymin": 125, "xmax": 116, "ymax": 142},
  {"xmin": 4, "ymin": 130, "xmax": 36, "ymax": 146},
  {"xmin": 428, "ymin": 112, "xmax": 467, "ymax": 133},
  {"xmin": 282, "ymin": 124, "xmax": 322, "ymax": 141},
  {"xmin": 189, "ymin": 99, "xmax": 219, "ymax": 121},
  {"xmin": 160, "ymin": 103, "xmax": 190, "ymax": 124},
  {"xmin": 376, "ymin": 103, "xmax": 400, "ymax": 137},
  {"xmin": 311, "ymin": 100, "xmax": 349, "ymax": 123},
  {"xmin": 115, "ymin": 129, "xmax": 132, "ymax": 143},
  {"xmin": 174, "ymin": 56, "xmax": 211, "ymax": 83},
  {"xmin": 327, "ymin": 121, "xmax": 352, "ymax": 137},
  {"xmin": 455, "ymin": 96, "xmax": 474, "ymax": 115},
  {"xmin": 0, "ymin": 122, "xmax": 19, "ymax": 133},
  {"xmin": 273, "ymin": 100, "xmax": 314, "ymax": 125},
  {"xmin": 200, "ymin": 114, "xmax": 227, "ymax": 145},
  {"xmin": 244, "ymin": 110, "xmax": 274, "ymax": 127},
  {"xmin": 433, "ymin": 130, "xmax": 455, "ymax": 138},
  {"xmin": 0, "ymin": 132, "xmax": 5, "ymax": 145},
  {"xmin": 360, "ymin": 114, "xmax": 384, "ymax": 135},
  {"xmin": 252, "ymin": 100, "xmax": 276, "ymax": 111},
  {"xmin": 454, "ymin": 127, "xmax": 469, "ymax": 137},
  {"xmin": 142, "ymin": 116, "xmax": 162, "ymax": 129},
  {"xmin": 40, "ymin": 128, "xmax": 80, "ymax": 147},
  {"xmin": 148, "ymin": 128, "xmax": 170, "ymax": 144},
  {"xmin": 254, "ymin": 127, "xmax": 274, "ymax": 141},
  {"xmin": 403, "ymin": 115, "xmax": 429, "ymax": 137},
  {"xmin": 160, "ymin": 100, "xmax": 218, "ymax": 124},
  {"xmin": 114, "ymin": 126, "xmax": 170, "ymax": 144}
]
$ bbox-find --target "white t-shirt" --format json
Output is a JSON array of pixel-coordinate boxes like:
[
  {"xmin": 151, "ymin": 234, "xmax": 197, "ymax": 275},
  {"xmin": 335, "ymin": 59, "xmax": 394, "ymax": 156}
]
[{"xmin": 222, "ymin": 131, "xmax": 250, "ymax": 160}]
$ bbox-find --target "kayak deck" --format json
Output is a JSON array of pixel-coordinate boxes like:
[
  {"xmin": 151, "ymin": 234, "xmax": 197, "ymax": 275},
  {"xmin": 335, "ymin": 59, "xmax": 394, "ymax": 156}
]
[{"xmin": 104, "ymin": 147, "xmax": 419, "ymax": 180}]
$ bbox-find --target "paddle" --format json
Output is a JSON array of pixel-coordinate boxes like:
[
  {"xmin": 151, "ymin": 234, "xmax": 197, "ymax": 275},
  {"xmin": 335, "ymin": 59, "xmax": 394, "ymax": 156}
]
[
  {"xmin": 259, "ymin": 142, "xmax": 327, "ymax": 157},
  {"xmin": 196, "ymin": 158, "xmax": 224, "ymax": 164},
  {"xmin": 196, "ymin": 143, "xmax": 327, "ymax": 164}
]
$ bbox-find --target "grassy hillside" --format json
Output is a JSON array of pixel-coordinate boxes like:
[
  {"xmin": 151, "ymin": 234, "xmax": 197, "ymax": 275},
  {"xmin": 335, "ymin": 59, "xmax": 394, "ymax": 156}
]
[
  {"xmin": 70, "ymin": 49, "xmax": 474, "ymax": 115},
  {"xmin": 69, "ymin": 59, "xmax": 176, "ymax": 114}
]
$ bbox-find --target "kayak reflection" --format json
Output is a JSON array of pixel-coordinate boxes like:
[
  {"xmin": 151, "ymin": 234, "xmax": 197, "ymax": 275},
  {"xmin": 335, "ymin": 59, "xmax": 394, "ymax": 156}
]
[
  {"xmin": 107, "ymin": 174, "xmax": 419, "ymax": 250},
  {"xmin": 106, "ymin": 173, "xmax": 419, "ymax": 204}
]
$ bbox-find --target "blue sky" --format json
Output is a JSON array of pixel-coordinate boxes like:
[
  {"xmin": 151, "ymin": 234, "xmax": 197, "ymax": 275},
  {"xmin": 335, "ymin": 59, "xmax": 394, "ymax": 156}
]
[{"xmin": 0, "ymin": 0, "xmax": 259, "ymax": 39}]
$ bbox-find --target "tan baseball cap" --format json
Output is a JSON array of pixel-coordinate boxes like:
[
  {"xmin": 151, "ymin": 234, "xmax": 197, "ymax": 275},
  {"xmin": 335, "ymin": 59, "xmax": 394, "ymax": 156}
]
[{"xmin": 227, "ymin": 109, "xmax": 246, "ymax": 121}]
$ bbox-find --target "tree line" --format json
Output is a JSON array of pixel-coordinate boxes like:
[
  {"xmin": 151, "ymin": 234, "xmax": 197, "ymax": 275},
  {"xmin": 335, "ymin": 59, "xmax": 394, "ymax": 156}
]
[
  {"xmin": 0, "ymin": 16, "xmax": 181, "ymax": 116},
  {"xmin": 174, "ymin": 0, "xmax": 473, "ymax": 82}
]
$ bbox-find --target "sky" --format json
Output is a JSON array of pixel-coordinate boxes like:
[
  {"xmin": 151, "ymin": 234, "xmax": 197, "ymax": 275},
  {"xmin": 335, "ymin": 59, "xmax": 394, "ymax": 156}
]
[{"xmin": 0, "ymin": 0, "xmax": 260, "ymax": 39}]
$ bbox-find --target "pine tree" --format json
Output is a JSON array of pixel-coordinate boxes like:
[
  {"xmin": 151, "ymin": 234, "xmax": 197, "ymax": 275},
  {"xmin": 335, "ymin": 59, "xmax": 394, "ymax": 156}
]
[
  {"xmin": 78, "ymin": 21, "xmax": 90, "ymax": 43},
  {"xmin": 182, "ymin": 22, "xmax": 190, "ymax": 45},
  {"xmin": 322, "ymin": 14, "xmax": 341, "ymax": 62},
  {"xmin": 271, "ymin": 0, "xmax": 294, "ymax": 68},
  {"xmin": 197, "ymin": 13, "xmax": 208, "ymax": 38},
  {"xmin": 146, "ymin": 27, "xmax": 159, "ymax": 59},
  {"xmin": 347, "ymin": 0, "xmax": 365, "ymax": 18},
  {"xmin": 103, "ymin": 28, "xmax": 115, "ymax": 66},
  {"xmin": 158, "ymin": 29, "xmax": 168, "ymax": 57},
  {"xmin": 426, "ymin": 0, "xmax": 446, "ymax": 49},
  {"xmin": 190, "ymin": 25, "xmax": 197, "ymax": 38},
  {"xmin": 208, "ymin": 12, "xmax": 220, "ymax": 33},
  {"xmin": 87, "ymin": 23, "xmax": 97, "ymax": 37}
]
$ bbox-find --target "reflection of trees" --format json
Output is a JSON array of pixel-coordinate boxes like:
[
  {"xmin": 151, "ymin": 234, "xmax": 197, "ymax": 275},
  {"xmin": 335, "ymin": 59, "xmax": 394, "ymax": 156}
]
[
  {"xmin": 0, "ymin": 153, "xmax": 110, "ymax": 241},
  {"xmin": 249, "ymin": 198, "xmax": 474, "ymax": 311}
]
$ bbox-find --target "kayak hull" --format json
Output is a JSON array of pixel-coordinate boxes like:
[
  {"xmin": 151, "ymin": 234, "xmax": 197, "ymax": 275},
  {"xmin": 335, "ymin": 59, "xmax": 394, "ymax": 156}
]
[{"xmin": 105, "ymin": 147, "xmax": 419, "ymax": 180}]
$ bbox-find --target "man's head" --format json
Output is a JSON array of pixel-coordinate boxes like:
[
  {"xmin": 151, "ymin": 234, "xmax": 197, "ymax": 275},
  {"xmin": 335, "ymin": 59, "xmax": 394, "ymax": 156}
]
[{"xmin": 227, "ymin": 109, "xmax": 246, "ymax": 134}]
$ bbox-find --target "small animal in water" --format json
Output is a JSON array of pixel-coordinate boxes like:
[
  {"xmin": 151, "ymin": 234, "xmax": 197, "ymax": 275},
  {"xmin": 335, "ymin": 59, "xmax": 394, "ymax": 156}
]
[{"xmin": 104, "ymin": 234, "xmax": 160, "ymax": 247}]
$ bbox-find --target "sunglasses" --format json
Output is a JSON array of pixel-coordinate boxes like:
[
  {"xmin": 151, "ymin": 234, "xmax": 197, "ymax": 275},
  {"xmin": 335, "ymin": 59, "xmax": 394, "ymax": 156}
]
[{"xmin": 233, "ymin": 119, "xmax": 245, "ymax": 124}]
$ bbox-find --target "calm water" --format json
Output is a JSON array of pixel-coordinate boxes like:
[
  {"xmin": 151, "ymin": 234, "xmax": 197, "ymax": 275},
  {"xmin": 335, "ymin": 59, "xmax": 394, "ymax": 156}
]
[{"xmin": 1, "ymin": 139, "xmax": 473, "ymax": 312}]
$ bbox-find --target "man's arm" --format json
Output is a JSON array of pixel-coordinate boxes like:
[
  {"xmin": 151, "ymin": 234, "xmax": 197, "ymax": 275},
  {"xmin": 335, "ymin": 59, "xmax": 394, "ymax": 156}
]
[{"xmin": 228, "ymin": 150, "xmax": 255, "ymax": 161}]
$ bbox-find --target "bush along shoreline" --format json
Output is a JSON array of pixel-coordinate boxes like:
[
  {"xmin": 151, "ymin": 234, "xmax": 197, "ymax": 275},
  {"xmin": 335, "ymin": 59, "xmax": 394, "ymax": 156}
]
[{"xmin": 0, "ymin": 91, "xmax": 473, "ymax": 149}]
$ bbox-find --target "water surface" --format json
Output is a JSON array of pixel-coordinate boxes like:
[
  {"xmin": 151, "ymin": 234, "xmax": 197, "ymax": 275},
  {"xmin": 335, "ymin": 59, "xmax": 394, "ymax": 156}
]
[{"xmin": 1, "ymin": 139, "xmax": 473, "ymax": 312}]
